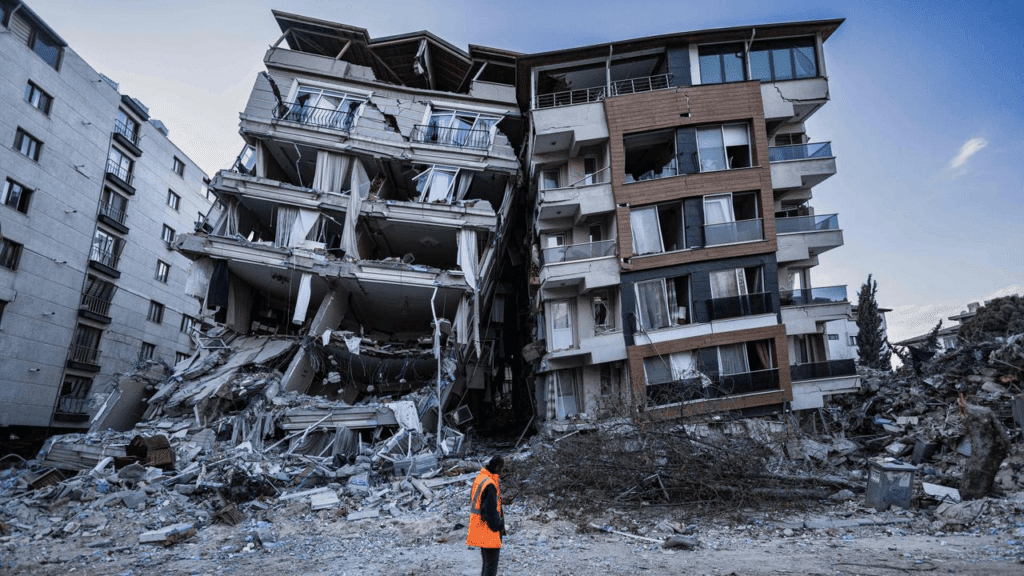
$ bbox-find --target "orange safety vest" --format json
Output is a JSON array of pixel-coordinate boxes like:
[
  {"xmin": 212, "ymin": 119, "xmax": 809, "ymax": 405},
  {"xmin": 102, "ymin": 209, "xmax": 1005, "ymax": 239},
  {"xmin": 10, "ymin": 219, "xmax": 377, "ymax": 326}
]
[{"xmin": 466, "ymin": 468, "xmax": 502, "ymax": 548}]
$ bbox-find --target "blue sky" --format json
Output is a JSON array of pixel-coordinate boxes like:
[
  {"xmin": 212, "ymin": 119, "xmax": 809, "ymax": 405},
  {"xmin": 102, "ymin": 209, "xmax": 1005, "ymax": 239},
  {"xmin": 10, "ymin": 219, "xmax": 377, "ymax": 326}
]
[{"xmin": 26, "ymin": 0, "xmax": 1024, "ymax": 339}]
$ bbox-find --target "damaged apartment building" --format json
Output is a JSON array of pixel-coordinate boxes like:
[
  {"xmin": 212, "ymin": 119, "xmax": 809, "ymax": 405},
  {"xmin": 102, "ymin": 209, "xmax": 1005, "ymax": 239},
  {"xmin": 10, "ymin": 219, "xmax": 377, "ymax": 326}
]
[
  {"xmin": 174, "ymin": 12, "xmax": 527, "ymax": 431},
  {"xmin": 520, "ymin": 18, "xmax": 858, "ymax": 429}
]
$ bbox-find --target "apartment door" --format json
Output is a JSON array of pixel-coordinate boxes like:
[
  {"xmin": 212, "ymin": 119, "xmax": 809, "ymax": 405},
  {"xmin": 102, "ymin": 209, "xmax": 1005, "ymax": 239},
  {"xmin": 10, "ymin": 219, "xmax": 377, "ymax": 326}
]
[
  {"xmin": 554, "ymin": 369, "xmax": 579, "ymax": 419},
  {"xmin": 549, "ymin": 299, "xmax": 574, "ymax": 351}
]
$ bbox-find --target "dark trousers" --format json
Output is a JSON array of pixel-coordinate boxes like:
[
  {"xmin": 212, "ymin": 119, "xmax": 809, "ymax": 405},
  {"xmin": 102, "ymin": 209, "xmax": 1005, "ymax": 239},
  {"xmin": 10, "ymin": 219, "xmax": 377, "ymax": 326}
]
[{"xmin": 480, "ymin": 547, "xmax": 500, "ymax": 576}]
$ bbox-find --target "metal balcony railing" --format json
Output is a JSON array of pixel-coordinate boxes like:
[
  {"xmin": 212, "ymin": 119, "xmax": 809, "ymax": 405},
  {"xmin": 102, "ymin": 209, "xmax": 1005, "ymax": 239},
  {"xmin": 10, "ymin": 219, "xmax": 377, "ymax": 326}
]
[
  {"xmin": 535, "ymin": 86, "xmax": 606, "ymax": 109},
  {"xmin": 704, "ymin": 218, "xmax": 763, "ymax": 246},
  {"xmin": 55, "ymin": 396, "xmax": 89, "ymax": 417},
  {"xmin": 542, "ymin": 239, "xmax": 616, "ymax": 264},
  {"xmin": 80, "ymin": 294, "xmax": 113, "ymax": 317},
  {"xmin": 790, "ymin": 358, "xmax": 857, "ymax": 382},
  {"xmin": 611, "ymin": 73, "xmax": 672, "ymax": 96},
  {"xmin": 273, "ymin": 102, "xmax": 355, "ymax": 132},
  {"xmin": 706, "ymin": 291, "xmax": 775, "ymax": 321},
  {"xmin": 769, "ymin": 141, "xmax": 832, "ymax": 162},
  {"xmin": 776, "ymin": 214, "xmax": 839, "ymax": 234},
  {"xmin": 780, "ymin": 285, "xmax": 848, "ymax": 307},
  {"xmin": 105, "ymin": 159, "xmax": 133, "ymax": 185},
  {"xmin": 113, "ymin": 119, "xmax": 139, "ymax": 145},
  {"xmin": 98, "ymin": 202, "xmax": 127, "ymax": 226},
  {"xmin": 69, "ymin": 344, "xmax": 101, "ymax": 366},
  {"xmin": 646, "ymin": 376, "xmax": 706, "ymax": 406},
  {"xmin": 410, "ymin": 124, "xmax": 491, "ymax": 150},
  {"xmin": 90, "ymin": 248, "xmax": 120, "ymax": 270}
]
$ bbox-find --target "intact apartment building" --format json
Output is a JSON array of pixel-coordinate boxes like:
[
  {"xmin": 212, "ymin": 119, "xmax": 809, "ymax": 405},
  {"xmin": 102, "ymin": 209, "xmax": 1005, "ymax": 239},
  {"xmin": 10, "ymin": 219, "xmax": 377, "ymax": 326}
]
[
  {"xmin": 520, "ymin": 19, "xmax": 858, "ymax": 425},
  {"xmin": 173, "ymin": 12, "xmax": 525, "ymax": 425},
  {"xmin": 0, "ymin": 1, "xmax": 212, "ymax": 436}
]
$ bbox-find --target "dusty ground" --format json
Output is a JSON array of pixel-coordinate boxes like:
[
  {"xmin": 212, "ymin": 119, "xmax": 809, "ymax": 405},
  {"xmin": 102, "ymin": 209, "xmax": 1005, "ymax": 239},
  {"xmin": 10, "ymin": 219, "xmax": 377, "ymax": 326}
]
[{"xmin": 5, "ymin": 494, "xmax": 1024, "ymax": 576}]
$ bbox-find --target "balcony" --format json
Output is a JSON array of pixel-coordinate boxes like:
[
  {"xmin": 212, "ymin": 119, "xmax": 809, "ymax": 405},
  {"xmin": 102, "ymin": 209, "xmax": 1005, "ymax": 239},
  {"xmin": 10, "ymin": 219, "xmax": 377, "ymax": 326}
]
[
  {"xmin": 97, "ymin": 202, "xmax": 129, "ymax": 234},
  {"xmin": 537, "ymin": 181, "xmax": 615, "ymax": 222},
  {"xmin": 88, "ymin": 249, "xmax": 121, "ymax": 278},
  {"xmin": 540, "ymin": 330, "xmax": 628, "ymax": 372},
  {"xmin": 648, "ymin": 368, "xmax": 780, "ymax": 406},
  {"xmin": 67, "ymin": 344, "xmax": 101, "ymax": 372},
  {"xmin": 104, "ymin": 159, "xmax": 135, "ymax": 194},
  {"xmin": 760, "ymin": 77, "xmax": 829, "ymax": 127},
  {"xmin": 720, "ymin": 367, "xmax": 781, "ymax": 395},
  {"xmin": 53, "ymin": 397, "xmax": 90, "ymax": 423},
  {"xmin": 112, "ymin": 120, "xmax": 142, "ymax": 156},
  {"xmin": 769, "ymin": 142, "xmax": 836, "ymax": 190},
  {"xmin": 273, "ymin": 102, "xmax": 355, "ymax": 132},
  {"xmin": 410, "ymin": 124, "xmax": 491, "ymax": 150},
  {"xmin": 541, "ymin": 239, "xmax": 615, "ymax": 265},
  {"xmin": 531, "ymin": 98, "xmax": 609, "ymax": 156},
  {"xmin": 704, "ymin": 218, "xmax": 763, "ymax": 247},
  {"xmin": 79, "ymin": 294, "xmax": 113, "ymax": 324},
  {"xmin": 610, "ymin": 73, "xmax": 672, "ymax": 97},
  {"xmin": 780, "ymin": 285, "xmax": 847, "ymax": 307},
  {"xmin": 705, "ymin": 291, "xmax": 775, "ymax": 321},
  {"xmin": 780, "ymin": 285, "xmax": 850, "ymax": 334},
  {"xmin": 776, "ymin": 214, "xmax": 843, "ymax": 263},
  {"xmin": 790, "ymin": 359, "xmax": 856, "ymax": 382},
  {"xmin": 535, "ymin": 86, "xmax": 606, "ymax": 109}
]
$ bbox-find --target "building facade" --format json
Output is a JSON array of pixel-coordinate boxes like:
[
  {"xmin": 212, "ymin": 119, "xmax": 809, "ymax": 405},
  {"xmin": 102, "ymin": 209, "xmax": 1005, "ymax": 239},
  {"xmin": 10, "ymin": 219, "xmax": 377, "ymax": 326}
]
[
  {"xmin": 0, "ymin": 1, "xmax": 212, "ymax": 434},
  {"xmin": 519, "ymin": 19, "xmax": 858, "ymax": 427}
]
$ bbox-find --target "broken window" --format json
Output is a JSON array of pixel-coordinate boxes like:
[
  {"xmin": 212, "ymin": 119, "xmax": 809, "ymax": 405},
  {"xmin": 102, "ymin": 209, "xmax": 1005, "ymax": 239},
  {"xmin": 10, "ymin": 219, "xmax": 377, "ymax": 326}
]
[
  {"xmin": 703, "ymin": 191, "xmax": 762, "ymax": 246},
  {"xmin": 2, "ymin": 178, "xmax": 32, "ymax": 214},
  {"xmin": 91, "ymin": 229, "xmax": 124, "ymax": 268},
  {"xmin": 553, "ymin": 369, "xmax": 580, "ymax": 419},
  {"xmin": 717, "ymin": 339, "xmax": 778, "ymax": 395},
  {"xmin": 634, "ymin": 275, "xmax": 690, "ymax": 332},
  {"xmin": 55, "ymin": 376, "xmax": 91, "ymax": 418},
  {"xmin": 285, "ymin": 86, "xmax": 364, "ymax": 131},
  {"xmin": 582, "ymin": 157, "xmax": 599, "ymax": 185},
  {"xmin": 644, "ymin": 351, "xmax": 705, "ymax": 405},
  {"xmin": 81, "ymin": 274, "xmax": 116, "ymax": 316},
  {"xmin": 592, "ymin": 290, "xmax": 614, "ymax": 333},
  {"xmin": 624, "ymin": 129, "xmax": 677, "ymax": 182},
  {"xmin": 420, "ymin": 109, "xmax": 499, "ymax": 149},
  {"xmin": 625, "ymin": 123, "xmax": 751, "ymax": 182},
  {"xmin": 70, "ymin": 324, "xmax": 102, "ymax": 364},
  {"xmin": 413, "ymin": 165, "xmax": 461, "ymax": 203},
  {"xmin": 549, "ymin": 299, "xmax": 574, "ymax": 351},
  {"xmin": 630, "ymin": 201, "xmax": 685, "ymax": 255},
  {"xmin": 699, "ymin": 43, "xmax": 746, "ymax": 84},
  {"xmin": 140, "ymin": 342, "xmax": 156, "ymax": 361},
  {"xmin": 750, "ymin": 38, "xmax": 817, "ymax": 82}
]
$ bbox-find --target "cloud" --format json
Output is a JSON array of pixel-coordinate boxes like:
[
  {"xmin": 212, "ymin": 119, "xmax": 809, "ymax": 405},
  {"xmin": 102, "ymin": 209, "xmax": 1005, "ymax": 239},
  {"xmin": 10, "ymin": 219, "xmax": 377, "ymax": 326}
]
[{"xmin": 948, "ymin": 136, "xmax": 988, "ymax": 169}]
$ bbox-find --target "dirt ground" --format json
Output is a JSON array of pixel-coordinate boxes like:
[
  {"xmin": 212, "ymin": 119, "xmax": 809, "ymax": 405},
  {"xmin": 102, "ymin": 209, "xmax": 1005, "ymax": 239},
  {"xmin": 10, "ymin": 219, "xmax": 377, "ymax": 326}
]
[{"xmin": 5, "ymin": 495, "xmax": 1024, "ymax": 576}]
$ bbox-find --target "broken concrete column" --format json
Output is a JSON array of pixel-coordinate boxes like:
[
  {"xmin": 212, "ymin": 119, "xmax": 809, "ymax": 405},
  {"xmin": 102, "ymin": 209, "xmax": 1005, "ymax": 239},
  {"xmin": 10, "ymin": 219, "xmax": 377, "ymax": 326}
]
[
  {"xmin": 959, "ymin": 402, "xmax": 1011, "ymax": 500},
  {"xmin": 282, "ymin": 289, "xmax": 349, "ymax": 394}
]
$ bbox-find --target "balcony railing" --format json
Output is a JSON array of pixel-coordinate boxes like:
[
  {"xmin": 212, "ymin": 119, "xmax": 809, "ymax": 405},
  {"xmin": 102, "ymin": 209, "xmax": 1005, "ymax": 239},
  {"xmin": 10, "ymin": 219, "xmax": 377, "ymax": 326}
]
[
  {"xmin": 706, "ymin": 291, "xmax": 775, "ymax": 321},
  {"xmin": 273, "ymin": 102, "xmax": 355, "ymax": 132},
  {"xmin": 790, "ymin": 359, "xmax": 857, "ymax": 382},
  {"xmin": 720, "ymin": 367, "xmax": 781, "ymax": 395},
  {"xmin": 542, "ymin": 239, "xmax": 616, "ymax": 264},
  {"xmin": 105, "ymin": 159, "xmax": 133, "ymax": 186},
  {"xmin": 768, "ymin": 141, "xmax": 832, "ymax": 162},
  {"xmin": 646, "ymin": 367, "xmax": 781, "ymax": 406},
  {"xmin": 535, "ymin": 86, "xmax": 606, "ymax": 109},
  {"xmin": 776, "ymin": 214, "xmax": 839, "ymax": 234},
  {"xmin": 113, "ymin": 119, "xmax": 139, "ymax": 145},
  {"xmin": 80, "ymin": 294, "xmax": 113, "ymax": 317},
  {"xmin": 704, "ymin": 218, "xmax": 763, "ymax": 246},
  {"xmin": 98, "ymin": 202, "xmax": 127, "ymax": 226},
  {"xmin": 611, "ymin": 73, "xmax": 672, "ymax": 96},
  {"xmin": 647, "ymin": 376, "xmax": 706, "ymax": 406},
  {"xmin": 90, "ymin": 248, "xmax": 120, "ymax": 270},
  {"xmin": 54, "ymin": 396, "xmax": 90, "ymax": 420},
  {"xmin": 410, "ymin": 124, "xmax": 491, "ymax": 150},
  {"xmin": 69, "ymin": 344, "xmax": 101, "ymax": 366},
  {"xmin": 780, "ymin": 285, "xmax": 848, "ymax": 307}
]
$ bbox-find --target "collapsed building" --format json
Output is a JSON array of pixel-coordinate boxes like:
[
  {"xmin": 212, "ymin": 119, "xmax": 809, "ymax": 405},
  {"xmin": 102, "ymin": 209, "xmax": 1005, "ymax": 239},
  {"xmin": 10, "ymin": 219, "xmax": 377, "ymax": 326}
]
[{"xmin": 172, "ymin": 12, "xmax": 529, "ymax": 434}]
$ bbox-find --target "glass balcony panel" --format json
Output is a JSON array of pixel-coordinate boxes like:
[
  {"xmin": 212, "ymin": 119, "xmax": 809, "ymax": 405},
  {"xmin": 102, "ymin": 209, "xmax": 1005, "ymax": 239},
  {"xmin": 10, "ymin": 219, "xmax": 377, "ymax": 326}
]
[
  {"xmin": 704, "ymin": 218, "xmax": 763, "ymax": 246},
  {"xmin": 779, "ymin": 285, "xmax": 847, "ymax": 306},
  {"xmin": 706, "ymin": 291, "xmax": 775, "ymax": 320},
  {"xmin": 789, "ymin": 359, "xmax": 857, "ymax": 381},
  {"xmin": 768, "ymin": 142, "xmax": 832, "ymax": 162},
  {"xmin": 776, "ymin": 214, "xmax": 839, "ymax": 234},
  {"xmin": 542, "ymin": 239, "xmax": 615, "ymax": 264}
]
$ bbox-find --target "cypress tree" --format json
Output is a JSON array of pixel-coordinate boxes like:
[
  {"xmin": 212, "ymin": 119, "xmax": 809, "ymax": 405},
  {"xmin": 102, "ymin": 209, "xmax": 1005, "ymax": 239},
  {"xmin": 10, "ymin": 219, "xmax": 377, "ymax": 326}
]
[{"xmin": 856, "ymin": 274, "xmax": 890, "ymax": 370}]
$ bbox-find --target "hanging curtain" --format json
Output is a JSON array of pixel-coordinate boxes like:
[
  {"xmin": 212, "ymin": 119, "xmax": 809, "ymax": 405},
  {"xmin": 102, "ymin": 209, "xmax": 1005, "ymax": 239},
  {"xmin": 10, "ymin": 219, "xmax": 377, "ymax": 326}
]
[
  {"xmin": 340, "ymin": 160, "xmax": 368, "ymax": 258},
  {"xmin": 455, "ymin": 296, "xmax": 470, "ymax": 345},
  {"xmin": 719, "ymin": 343, "xmax": 748, "ymax": 375},
  {"xmin": 457, "ymin": 229, "xmax": 478, "ymax": 291},
  {"xmin": 709, "ymin": 269, "xmax": 741, "ymax": 298},
  {"xmin": 630, "ymin": 207, "xmax": 662, "ymax": 254},
  {"xmin": 312, "ymin": 151, "xmax": 351, "ymax": 193},
  {"xmin": 670, "ymin": 351, "xmax": 694, "ymax": 380},
  {"xmin": 290, "ymin": 209, "xmax": 319, "ymax": 245},
  {"xmin": 212, "ymin": 197, "xmax": 239, "ymax": 236},
  {"xmin": 455, "ymin": 171, "xmax": 474, "ymax": 201},
  {"xmin": 754, "ymin": 340, "xmax": 773, "ymax": 370},
  {"xmin": 636, "ymin": 279, "xmax": 668, "ymax": 330},
  {"xmin": 254, "ymin": 142, "xmax": 266, "ymax": 178},
  {"xmin": 207, "ymin": 259, "xmax": 230, "ymax": 309},
  {"xmin": 185, "ymin": 257, "xmax": 215, "ymax": 300},
  {"xmin": 275, "ymin": 206, "xmax": 297, "ymax": 247},
  {"xmin": 292, "ymin": 273, "xmax": 313, "ymax": 325}
]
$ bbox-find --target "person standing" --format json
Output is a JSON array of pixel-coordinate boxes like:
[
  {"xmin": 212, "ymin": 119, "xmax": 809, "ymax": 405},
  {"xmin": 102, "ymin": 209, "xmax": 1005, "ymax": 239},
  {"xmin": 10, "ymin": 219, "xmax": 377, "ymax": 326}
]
[{"xmin": 467, "ymin": 455, "xmax": 505, "ymax": 576}]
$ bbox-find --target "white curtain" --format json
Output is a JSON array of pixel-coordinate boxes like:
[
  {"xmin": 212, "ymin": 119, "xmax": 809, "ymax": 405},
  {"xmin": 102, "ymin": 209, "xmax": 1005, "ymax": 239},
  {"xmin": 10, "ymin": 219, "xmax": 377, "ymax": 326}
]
[
  {"xmin": 630, "ymin": 207, "xmax": 663, "ymax": 254},
  {"xmin": 709, "ymin": 269, "xmax": 746, "ymax": 298},
  {"xmin": 457, "ymin": 229, "xmax": 478, "ymax": 291},
  {"xmin": 455, "ymin": 171, "xmax": 474, "ymax": 201},
  {"xmin": 292, "ymin": 273, "xmax": 312, "ymax": 325},
  {"xmin": 455, "ymin": 296, "xmax": 470, "ymax": 345},
  {"xmin": 670, "ymin": 351, "xmax": 695, "ymax": 380},
  {"xmin": 703, "ymin": 194, "xmax": 734, "ymax": 224},
  {"xmin": 274, "ymin": 206, "xmax": 297, "ymax": 247},
  {"xmin": 212, "ymin": 197, "xmax": 239, "ymax": 236},
  {"xmin": 340, "ymin": 160, "xmax": 369, "ymax": 258},
  {"xmin": 290, "ymin": 209, "xmax": 320, "ymax": 246},
  {"xmin": 719, "ymin": 343, "xmax": 749, "ymax": 375},
  {"xmin": 636, "ymin": 279, "xmax": 669, "ymax": 330},
  {"xmin": 312, "ymin": 151, "xmax": 351, "ymax": 193}
]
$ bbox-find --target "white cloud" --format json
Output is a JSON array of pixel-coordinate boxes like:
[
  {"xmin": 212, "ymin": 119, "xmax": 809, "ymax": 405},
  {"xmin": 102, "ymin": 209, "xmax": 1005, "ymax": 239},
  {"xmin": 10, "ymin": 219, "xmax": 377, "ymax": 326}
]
[{"xmin": 949, "ymin": 136, "xmax": 988, "ymax": 169}]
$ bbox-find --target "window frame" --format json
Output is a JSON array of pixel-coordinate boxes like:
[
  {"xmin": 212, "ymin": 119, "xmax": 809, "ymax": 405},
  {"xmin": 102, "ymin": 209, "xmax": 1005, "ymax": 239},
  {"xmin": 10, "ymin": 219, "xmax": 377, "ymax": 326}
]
[
  {"xmin": 2, "ymin": 178, "xmax": 32, "ymax": 214},
  {"xmin": 13, "ymin": 128, "xmax": 42, "ymax": 161},
  {"xmin": 140, "ymin": 342, "xmax": 156, "ymax": 361},
  {"xmin": 147, "ymin": 300, "xmax": 165, "ymax": 324},
  {"xmin": 749, "ymin": 37, "xmax": 818, "ymax": 82},
  {"xmin": 166, "ymin": 189, "xmax": 181, "ymax": 211},
  {"xmin": 172, "ymin": 157, "xmax": 185, "ymax": 177},
  {"xmin": 155, "ymin": 260, "xmax": 170, "ymax": 283},
  {"xmin": 161, "ymin": 224, "xmax": 176, "ymax": 244},
  {"xmin": 0, "ymin": 238, "xmax": 24, "ymax": 270},
  {"xmin": 698, "ymin": 42, "xmax": 747, "ymax": 84},
  {"xmin": 24, "ymin": 81, "xmax": 53, "ymax": 115}
]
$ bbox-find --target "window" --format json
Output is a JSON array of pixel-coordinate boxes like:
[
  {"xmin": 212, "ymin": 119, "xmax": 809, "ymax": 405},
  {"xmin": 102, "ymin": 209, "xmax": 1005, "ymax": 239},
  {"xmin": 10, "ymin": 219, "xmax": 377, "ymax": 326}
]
[
  {"xmin": 106, "ymin": 148, "xmax": 134, "ymax": 184},
  {"xmin": 750, "ymin": 38, "xmax": 817, "ymax": 82},
  {"xmin": 175, "ymin": 351, "xmax": 191, "ymax": 364},
  {"xmin": 167, "ymin": 189, "xmax": 180, "ymax": 210},
  {"xmin": 707, "ymin": 266, "xmax": 771, "ymax": 320},
  {"xmin": 643, "ymin": 351, "xmax": 705, "ymax": 406},
  {"xmin": 155, "ymin": 260, "xmax": 170, "ymax": 283},
  {"xmin": 848, "ymin": 335, "xmax": 857, "ymax": 347},
  {"xmin": 540, "ymin": 169, "xmax": 560, "ymax": 190},
  {"xmin": 593, "ymin": 291, "xmax": 614, "ymax": 333},
  {"xmin": 90, "ymin": 229, "xmax": 124, "ymax": 268},
  {"xmin": 420, "ymin": 109, "xmax": 498, "ymax": 149},
  {"xmin": 172, "ymin": 157, "xmax": 185, "ymax": 177},
  {"xmin": 703, "ymin": 191, "xmax": 762, "ymax": 246},
  {"xmin": 115, "ymin": 109, "xmax": 140, "ymax": 144},
  {"xmin": 147, "ymin": 301, "xmax": 165, "ymax": 324},
  {"xmin": 99, "ymin": 187, "xmax": 128, "ymax": 225},
  {"xmin": 0, "ymin": 239, "xmax": 23, "ymax": 270},
  {"xmin": 413, "ymin": 165, "xmax": 461, "ymax": 203},
  {"xmin": 549, "ymin": 299, "xmax": 574, "ymax": 351},
  {"xmin": 70, "ymin": 325, "xmax": 103, "ymax": 364},
  {"xmin": 24, "ymin": 81, "xmax": 52, "ymax": 115},
  {"xmin": 140, "ymin": 342, "xmax": 156, "ymax": 360},
  {"xmin": 13, "ymin": 128, "xmax": 42, "ymax": 161},
  {"xmin": 2, "ymin": 178, "xmax": 32, "ymax": 213},
  {"xmin": 0, "ymin": 299, "xmax": 6, "ymax": 326},
  {"xmin": 56, "ymin": 376, "xmax": 92, "ymax": 418},
  {"xmin": 81, "ymin": 274, "xmax": 116, "ymax": 316},
  {"xmin": 699, "ymin": 43, "xmax": 746, "ymax": 84},
  {"xmin": 285, "ymin": 86, "xmax": 365, "ymax": 130},
  {"xmin": 553, "ymin": 369, "xmax": 580, "ymax": 419},
  {"xmin": 180, "ymin": 314, "xmax": 197, "ymax": 334},
  {"xmin": 161, "ymin": 225, "xmax": 176, "ymax": 244},
  {"xmin": 600, "ymin": 364, "xmax": 615, "ymax": 396},
  {"xmin": 630, "ymin": 201, "xmax": 685, "ymax": 255},
  {"xmin": 29, "ymin": 26, "xmax": 63, "ymax": 69},
  {"xmin": 634, "ymin": 276, "xmax": 691, "ymax": 331}
]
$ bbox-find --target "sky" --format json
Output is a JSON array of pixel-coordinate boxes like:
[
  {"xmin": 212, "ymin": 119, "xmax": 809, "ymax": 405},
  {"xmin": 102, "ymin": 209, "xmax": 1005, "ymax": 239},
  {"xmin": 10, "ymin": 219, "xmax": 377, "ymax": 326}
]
[{"xmin": 24, "ymin": 0, "xmax": 1024, "ymax": 341}]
